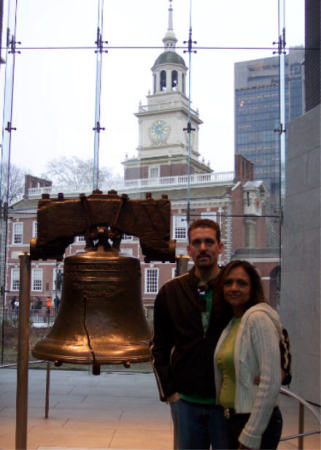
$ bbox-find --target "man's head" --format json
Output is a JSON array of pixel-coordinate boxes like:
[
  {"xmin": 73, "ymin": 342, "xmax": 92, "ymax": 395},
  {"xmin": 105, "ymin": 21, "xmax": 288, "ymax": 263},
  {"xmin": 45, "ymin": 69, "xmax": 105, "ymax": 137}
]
[
  {"xmin": 187, "ymin": 219, "xmax": 224, "ymax": 278},
  {"xmin": 188, "ymin": 219, "xmax": 221, "ymax": 243}
]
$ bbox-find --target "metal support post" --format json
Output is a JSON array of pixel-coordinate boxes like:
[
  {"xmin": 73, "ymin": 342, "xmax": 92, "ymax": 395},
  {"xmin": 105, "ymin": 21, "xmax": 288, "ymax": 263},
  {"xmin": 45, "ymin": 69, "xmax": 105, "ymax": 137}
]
[
  {"xmin": 298, "ymin": 402, "xmax": 304, "ymax": 450},
  {"xmin": 45, "ymin": 361, "xmax": 50, "ymax": 418},
  {"xmin": 176, "ymin": 255, "xmax": 190, "ymax": 276},
  {"xmin": 15, "ymin": 253, "xmax": 31, "ymax": 450}
]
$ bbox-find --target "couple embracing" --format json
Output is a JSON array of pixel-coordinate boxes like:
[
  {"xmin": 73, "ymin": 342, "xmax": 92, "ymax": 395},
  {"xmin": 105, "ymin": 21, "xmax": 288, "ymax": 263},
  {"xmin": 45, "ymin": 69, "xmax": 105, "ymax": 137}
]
[{"xmin": 151, "ymin": 219, "xmax": 283, "ymax": 450}]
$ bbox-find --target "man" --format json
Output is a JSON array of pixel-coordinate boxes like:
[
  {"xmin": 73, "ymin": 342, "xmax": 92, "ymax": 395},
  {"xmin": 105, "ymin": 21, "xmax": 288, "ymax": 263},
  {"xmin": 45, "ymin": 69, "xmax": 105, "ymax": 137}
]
[
  {"xmin": 151, "ymin": 219, "xmax": 232, "ymax": 449},
  {"xmin": 46, "ymin": 296, "xmax": 52, "ymax": 324},
  {"xmin": 54, "ymin": 295, "xmax": 60, "ymax": 312}
]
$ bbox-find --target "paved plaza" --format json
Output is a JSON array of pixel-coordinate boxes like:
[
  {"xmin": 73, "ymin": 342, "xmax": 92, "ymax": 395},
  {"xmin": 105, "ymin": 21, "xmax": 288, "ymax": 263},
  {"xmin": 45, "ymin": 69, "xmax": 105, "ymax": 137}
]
[{"xmin": 0, "ymin": 368, "xmax": 320, "ymax": 449}]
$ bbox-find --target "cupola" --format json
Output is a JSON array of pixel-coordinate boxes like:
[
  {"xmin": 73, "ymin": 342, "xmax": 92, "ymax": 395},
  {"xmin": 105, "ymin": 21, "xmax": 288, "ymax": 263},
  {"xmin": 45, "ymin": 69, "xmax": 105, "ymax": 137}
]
[{"xmin": 151, "ymin": 0, "xmax": 187, "ymax": 95}]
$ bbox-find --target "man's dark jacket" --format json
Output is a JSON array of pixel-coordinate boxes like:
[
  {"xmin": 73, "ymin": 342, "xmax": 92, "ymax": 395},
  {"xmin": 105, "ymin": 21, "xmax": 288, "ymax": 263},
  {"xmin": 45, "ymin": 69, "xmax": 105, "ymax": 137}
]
[{"xmin": 151, "ymin": 267, "xmax": 232, "ymax": 401}]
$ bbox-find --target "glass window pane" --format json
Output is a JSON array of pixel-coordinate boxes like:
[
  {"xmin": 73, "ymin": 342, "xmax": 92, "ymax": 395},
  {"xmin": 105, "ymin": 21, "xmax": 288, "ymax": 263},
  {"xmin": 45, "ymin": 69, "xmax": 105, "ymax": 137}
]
[
  {"xmin": 13, "ymin": 222, "xmax": 23, "ymax": 244},
  {"xmin": 145, "ymin": 268, "xmax": 159, "ymax": 294},
  {"xmin": 32, "ymin": 268, "xmax": 43, "ymax": 292},
  {"xmin": 11, "ymin": 268, "xmax": 20, "ymax": 291},
  {"xmin": 0, "ymin": 0, "xmax": 307, "ymax": 370}
]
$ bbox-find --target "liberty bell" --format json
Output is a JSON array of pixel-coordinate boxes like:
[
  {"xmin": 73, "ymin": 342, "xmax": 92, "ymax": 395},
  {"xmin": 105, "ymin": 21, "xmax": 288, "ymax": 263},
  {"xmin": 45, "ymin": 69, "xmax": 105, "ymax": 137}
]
[{"xmin": 30, "ymin": 190, "xmax": 175, "ymax": 374}]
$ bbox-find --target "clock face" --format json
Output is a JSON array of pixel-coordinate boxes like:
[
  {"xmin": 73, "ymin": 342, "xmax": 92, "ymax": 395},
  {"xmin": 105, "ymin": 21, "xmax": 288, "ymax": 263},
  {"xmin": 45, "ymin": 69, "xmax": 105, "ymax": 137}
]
[{"xmin": 150, "ymin": 120, "xmax": 170, "ymax": 143}]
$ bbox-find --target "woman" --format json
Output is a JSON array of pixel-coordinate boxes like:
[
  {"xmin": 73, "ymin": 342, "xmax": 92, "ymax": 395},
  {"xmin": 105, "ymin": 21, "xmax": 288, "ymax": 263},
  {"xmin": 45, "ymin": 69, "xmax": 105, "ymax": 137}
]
[{"xmin": 214, "ymin": 260, "xmax": 283, "ymax": 449}]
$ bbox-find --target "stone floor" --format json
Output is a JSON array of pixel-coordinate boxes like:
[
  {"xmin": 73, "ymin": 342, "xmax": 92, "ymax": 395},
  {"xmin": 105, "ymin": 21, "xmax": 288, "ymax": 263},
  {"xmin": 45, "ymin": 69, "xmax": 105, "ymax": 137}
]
[{"xmin": 0, "ymin": 368, "xmax": 320, "ymax": 449}]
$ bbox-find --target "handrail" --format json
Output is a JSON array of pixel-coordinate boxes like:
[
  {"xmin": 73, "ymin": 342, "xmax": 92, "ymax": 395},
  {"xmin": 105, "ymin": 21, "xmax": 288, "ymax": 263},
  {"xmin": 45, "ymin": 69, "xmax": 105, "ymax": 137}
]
[
  {"xmin": 281, "ymin": 430, "xmax": 320, "ymax": 441},
  {"xmin": 0, "ymin": 360, "xmax": 44, "ymax": 369},
  {"xmin": 280, "ymin": 387, "xmax": 321, "ymax": 425},
  {"xmin": 280, "ymin": 386, "xmax": 320, "ymax": 448}
]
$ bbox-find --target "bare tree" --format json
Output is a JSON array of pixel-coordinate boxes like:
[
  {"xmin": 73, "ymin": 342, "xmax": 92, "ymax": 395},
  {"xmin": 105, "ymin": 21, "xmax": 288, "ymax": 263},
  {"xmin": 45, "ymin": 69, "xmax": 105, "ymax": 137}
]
[
  {"xmin": 0, "ymin": 163, "xmax": 25, "ymax": 205},
  {"xmin": 42, "ymin": 156, "xmax": 121, "ymax": 191}
]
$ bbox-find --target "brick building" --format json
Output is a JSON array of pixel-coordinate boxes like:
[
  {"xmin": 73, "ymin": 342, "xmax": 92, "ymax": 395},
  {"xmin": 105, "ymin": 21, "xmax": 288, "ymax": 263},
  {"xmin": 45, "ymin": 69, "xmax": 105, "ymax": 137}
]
[{"xmin": 6, "ymin": 156, "xmax": 278, "ymax": 321}]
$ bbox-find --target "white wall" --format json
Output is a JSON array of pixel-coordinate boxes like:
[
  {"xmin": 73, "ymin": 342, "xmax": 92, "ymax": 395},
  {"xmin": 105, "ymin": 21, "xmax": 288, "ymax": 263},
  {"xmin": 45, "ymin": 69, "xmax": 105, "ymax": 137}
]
[{"xmin": 280, "ymin": 104, "xmax": 320, "ymax": 402}]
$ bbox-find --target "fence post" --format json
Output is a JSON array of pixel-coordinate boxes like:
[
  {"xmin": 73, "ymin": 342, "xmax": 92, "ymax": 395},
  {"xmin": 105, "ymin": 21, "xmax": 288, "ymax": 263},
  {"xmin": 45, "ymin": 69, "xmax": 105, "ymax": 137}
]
[
  {"xmin": 45, "ymin": 361, "xmax": 50, "ymax": 418},
  {"xmin": 298, "ymin": 402, "xmax": 304, "ymax": 450},
  {"xmin": 16, "ymin": 253, "xmax": 31, "ymax": 450}
]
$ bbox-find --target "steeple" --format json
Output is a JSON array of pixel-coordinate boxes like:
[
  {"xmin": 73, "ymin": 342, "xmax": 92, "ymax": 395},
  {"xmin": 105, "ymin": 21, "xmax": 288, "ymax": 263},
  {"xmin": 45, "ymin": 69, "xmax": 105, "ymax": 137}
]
[
  {"xmin": 162, "ymin": 0, "xmax": 177, "ymax": 50},
  {"xmin": 123, "ymin": 0, "xmax": 208, "ymax": 182},
  {"xmin": 151, "ymin": 0, "xmax": 186, "ymax": 94}
]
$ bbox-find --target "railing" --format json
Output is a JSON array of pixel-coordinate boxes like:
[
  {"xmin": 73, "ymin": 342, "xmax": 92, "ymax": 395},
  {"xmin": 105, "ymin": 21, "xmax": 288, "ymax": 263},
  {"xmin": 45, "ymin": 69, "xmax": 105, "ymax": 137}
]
[
  {"xmin": 280, "ymin": 387, "xmax": 321, "ymax": 449},
  {"xmin": 2, "ymin": 308, "xmax": 57, "ymax": 327},
  {"xmin": 138, "ymin": 99, "xmax": 196, "ymax": 114},
  {"xmin": 26, "ymin": 171, "xmax": 235, "ymax": 198}
]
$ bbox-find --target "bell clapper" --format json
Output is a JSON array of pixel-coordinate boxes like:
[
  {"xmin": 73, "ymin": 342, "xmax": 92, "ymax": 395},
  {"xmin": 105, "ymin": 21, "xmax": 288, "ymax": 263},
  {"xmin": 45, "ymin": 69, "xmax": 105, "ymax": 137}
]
[
  {"xmin": 86, "ymin": 226, "xmax": 123, "ymax": 253},
  {"xmin": 123, "ymin": 361, "xmax": 131, "ymax": 368},
  {"xmin": 92, "ymin": 363, "xmax": 101, "ymax": 376}
]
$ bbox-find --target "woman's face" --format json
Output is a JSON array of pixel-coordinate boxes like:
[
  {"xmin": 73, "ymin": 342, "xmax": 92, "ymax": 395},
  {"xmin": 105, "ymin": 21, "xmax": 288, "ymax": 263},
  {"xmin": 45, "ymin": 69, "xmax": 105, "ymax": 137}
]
[{"xmin": 223, "ymin": 266, "xmax": 251, "ymax": 317}]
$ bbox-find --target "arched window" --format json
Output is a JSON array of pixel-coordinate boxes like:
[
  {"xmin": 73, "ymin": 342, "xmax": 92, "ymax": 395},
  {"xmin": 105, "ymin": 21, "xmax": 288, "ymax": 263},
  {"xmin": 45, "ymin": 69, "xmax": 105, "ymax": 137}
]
[
  {"xmin": 153, "ymin": 74, "xmax": 156, "ymax": 94},
  {"xmin": 171, "ymin": 70, "xmax": 178, "ymax": 90},
  {"xmin": 182, "ymin": 73, "xmax": 185, "ymax": 94},
  {"xmin": 160, "ymin": 70, "xmax": 166, "ymax": 91}
]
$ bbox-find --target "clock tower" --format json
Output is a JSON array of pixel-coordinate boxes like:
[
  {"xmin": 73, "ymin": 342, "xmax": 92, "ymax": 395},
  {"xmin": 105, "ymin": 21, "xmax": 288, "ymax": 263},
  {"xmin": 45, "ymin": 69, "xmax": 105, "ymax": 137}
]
[{"xmin": 123, "ymin": 0, "xmax": 211, "ymax": 180}]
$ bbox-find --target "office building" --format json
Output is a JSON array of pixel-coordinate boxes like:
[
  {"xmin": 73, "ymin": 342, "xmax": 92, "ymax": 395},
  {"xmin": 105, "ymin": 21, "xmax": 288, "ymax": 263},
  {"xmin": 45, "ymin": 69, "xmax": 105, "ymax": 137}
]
[{"xmin": 234, "ymin": 49, "xmax": 305, "ymax": 205}]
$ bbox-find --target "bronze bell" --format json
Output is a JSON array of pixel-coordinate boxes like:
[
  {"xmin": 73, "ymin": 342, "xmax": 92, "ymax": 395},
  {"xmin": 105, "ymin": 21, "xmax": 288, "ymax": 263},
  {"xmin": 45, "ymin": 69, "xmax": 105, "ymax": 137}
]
[
  {"xmin": 30, "ymin": 191, "xmax": 176, "ymax": 375},
  {"xmin": 32, "ymin": 242, "xmax": 151, "ymax": 374}
]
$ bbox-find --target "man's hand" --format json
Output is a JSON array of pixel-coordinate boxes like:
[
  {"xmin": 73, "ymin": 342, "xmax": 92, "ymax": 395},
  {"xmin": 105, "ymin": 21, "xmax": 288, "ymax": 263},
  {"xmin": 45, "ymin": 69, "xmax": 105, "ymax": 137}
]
[{"xmin": 167, "ymin": 392, "xmax": 180, "ymax": 403}]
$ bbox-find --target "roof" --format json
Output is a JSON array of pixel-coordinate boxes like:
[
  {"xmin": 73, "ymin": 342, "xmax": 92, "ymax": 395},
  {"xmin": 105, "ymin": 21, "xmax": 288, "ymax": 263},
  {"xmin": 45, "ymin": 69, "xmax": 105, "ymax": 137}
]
[
  {"xmin": 243, "ymin": 180, "xmax": 267, "ymax": 191},
  {"xmin": 10, "ymin": 197, "xmax": 39, "ymax": 212},
  {"xmin": 153, "ymin": 51, "xmax": 186, "ymax": 68}
]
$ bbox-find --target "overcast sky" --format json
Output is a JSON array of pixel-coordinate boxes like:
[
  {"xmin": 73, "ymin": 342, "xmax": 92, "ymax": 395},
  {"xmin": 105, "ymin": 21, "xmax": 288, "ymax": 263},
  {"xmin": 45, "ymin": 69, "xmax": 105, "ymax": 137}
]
[{"xmin": 1, "ymin": 0, "xmax": 304, "ymax": 180}]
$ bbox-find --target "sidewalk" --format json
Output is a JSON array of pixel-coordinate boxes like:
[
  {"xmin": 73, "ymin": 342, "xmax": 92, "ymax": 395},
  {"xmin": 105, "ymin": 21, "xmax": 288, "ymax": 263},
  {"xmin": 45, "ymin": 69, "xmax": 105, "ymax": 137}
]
[{"xmin": 0, "ymin": 368, "xmax": 320, "ymax": 449}]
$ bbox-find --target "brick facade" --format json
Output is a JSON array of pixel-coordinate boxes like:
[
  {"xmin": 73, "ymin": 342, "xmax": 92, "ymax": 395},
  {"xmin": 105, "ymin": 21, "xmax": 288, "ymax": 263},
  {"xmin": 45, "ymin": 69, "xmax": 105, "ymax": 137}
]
[{"xmin": 5, "ymin": 166, "xmax": 279, "ymax": 318}]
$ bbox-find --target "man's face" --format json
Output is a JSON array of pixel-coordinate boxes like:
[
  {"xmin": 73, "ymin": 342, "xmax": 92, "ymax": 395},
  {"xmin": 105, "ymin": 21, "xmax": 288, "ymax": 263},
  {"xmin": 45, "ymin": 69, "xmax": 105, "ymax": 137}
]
[{"xmin": 187, "ymin": 227, "xmax": 224, "ymax": 271}]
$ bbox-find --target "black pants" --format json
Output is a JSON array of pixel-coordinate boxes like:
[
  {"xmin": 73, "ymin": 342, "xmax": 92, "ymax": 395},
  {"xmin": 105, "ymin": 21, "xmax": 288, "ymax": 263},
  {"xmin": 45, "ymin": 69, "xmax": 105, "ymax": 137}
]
[{"xmin": 226, "ymin": 406, "xmax": 283, "ymax": 449}]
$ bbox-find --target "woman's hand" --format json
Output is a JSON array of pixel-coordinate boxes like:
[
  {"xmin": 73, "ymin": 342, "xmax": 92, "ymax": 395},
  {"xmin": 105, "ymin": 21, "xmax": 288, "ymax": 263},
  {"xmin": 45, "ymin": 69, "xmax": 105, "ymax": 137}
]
[{"xmin": 167, "ymin": 392, "xmax": 180, "ymax": 403}]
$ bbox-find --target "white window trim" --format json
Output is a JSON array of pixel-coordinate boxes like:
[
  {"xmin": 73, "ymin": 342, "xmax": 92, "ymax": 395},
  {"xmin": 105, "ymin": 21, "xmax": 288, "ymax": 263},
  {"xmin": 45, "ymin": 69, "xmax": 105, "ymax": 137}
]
[
  {"xmin": 13, "ymin": 222, "xmax": 23, "ymax": 245},
  {"xmin": 201, "ymin": 211, "xmax": 217, "ymax": 222},
  {"xmin": 11, "ymin": 268, "xmax": 20, "ymax": 291},
  {"xmin": 175, "ymin": 246, "xmax": 187, "ymax": 256},
  {"xmin": 52, "ymin": 268, "xmax": 56, "ymax": 291},
  {"xmin": 32, "ymin": 268, "xmax": 43, "ymax": 292},
  {"xmin": 149, "ymin": 166, "xmax": 160, "ymax": 179},
  {"xmin": 32, "ymin": 221, "xmax": 38, "ymax": 238},
  {"xmin": 144, "ymin": 268, "xmax": 159, "ymax": 294},
  {"xmin": 173, "ymin": 215, "xmax": 187, "ymax": 241},
  {"xmin": 11, "ymin": 251, "xmax": 21, "ymax": 260},
  {"xmin": 121, "ymin": 248, "xmax": 133, "ymax": 256}
]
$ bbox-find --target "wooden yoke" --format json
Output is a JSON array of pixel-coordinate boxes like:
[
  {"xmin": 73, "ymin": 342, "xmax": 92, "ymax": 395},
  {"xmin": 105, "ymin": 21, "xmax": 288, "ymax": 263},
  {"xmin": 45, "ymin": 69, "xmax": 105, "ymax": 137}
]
[{"xmin": 30, "ymin": 189, "xmax": 176, "ymax": 263}]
